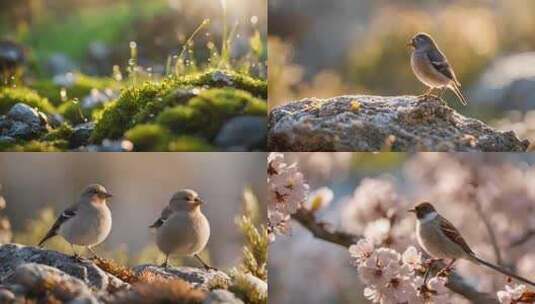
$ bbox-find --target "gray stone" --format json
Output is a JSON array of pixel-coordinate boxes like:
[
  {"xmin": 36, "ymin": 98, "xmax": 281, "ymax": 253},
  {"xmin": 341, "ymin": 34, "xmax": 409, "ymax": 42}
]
[
  {"xmin": 471, "ymin": 52, "xmax": 535, "ymax": 111},
  {"xmin": 268, "ymin": 95, "xmax": 529, "ymax": 152},
  {"xmin": 215, "ymin": 116, "xmax": 267, "ymax": 150},
  {"xmin": 0, "ymin": 244, "xmax": 126, "ymax": 291},
  {"xmin": 5, "ymin": 263, "xmax": 92, "ymax": 299},
  {"xmin": 0, "ymin": 287, "xmax": 15, "ymax": 303},
  {"xmin": 72, "ymin": 122, "xmax": 95, "ymax": 147},
  {"xmin": 7, "ymin": 103, "xmax": 43, "ymax": 126},
  {"xmin": 204, "ymin": 289, "xmax": 244, "ymax": 304},
  {"xmin": 133, "ymin": 264, "xmax": 231, "ymax": 289},
  {"xmin": 81, "ymin": 89, "xmax": 116, "ymax": 110},
  {"xmin": 0, "ymin": 136, "xmax": 15, "ymax": 144},
  {"xmin": 46, "ymin": 53, "xmax": 77, "ymax": 76},
  {"xmin": 1, "ymin": 103, "xmax": 49, "ymax": 140}
]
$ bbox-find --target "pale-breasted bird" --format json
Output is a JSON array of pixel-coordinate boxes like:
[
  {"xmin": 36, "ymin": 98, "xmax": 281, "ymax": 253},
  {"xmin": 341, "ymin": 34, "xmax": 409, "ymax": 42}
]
[
  {"xmin": 150, "ymin": 189, "xmax": 214, "ymax": 270},
  {"xmin": 38, "ymin": 184, "xmax": 113, "ymax": 258},
  {"xmin": 409, "ymin": 202, "xmax": 535, "ymax": 287},
  {"xmin": 408, "ymin": 32, "xmax": 468, "ymax": 106}
]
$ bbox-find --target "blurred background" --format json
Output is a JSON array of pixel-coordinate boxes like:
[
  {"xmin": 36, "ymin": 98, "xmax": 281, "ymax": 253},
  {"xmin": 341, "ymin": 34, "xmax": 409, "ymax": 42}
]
[
  {"xmin": 269, "ymin": 0, "xmax": 535, "ymax": 148},
  {"xmin": 0, "ymin": 152, "xmax": 267, "ymax": 268},
  {"xmin": 0, "ymin": 0, "xmax": 267, "ymax": 77},
  {"xmin": 269, "ymin": 153, "xmax": 535, "ymax": 303}
]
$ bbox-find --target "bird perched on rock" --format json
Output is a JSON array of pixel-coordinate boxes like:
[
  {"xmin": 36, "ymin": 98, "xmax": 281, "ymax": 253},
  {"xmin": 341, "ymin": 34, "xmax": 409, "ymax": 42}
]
[
  {"xmin": 409, "ymin": 202, "xmax": 535, "ymax": 287},
  {"xmin": 39, "ymin": 184, "xmax": 113, "ymax": 259},
  {"xmin": 408, "ymin": 32, "xmax": 467, "ymax": 106},
  {"xmin": 150, "ymin": 189, "xmax": 214, "ymax": 270},
  {"xmin": 0, "ymin": 40, "xmax": 25, "ymax": 79}
]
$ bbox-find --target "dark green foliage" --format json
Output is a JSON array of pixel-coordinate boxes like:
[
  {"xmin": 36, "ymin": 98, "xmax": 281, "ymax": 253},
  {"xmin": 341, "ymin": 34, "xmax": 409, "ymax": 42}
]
[{"xmin": 124, "ymin": 124, "xmax": 171, "ymax": 152}]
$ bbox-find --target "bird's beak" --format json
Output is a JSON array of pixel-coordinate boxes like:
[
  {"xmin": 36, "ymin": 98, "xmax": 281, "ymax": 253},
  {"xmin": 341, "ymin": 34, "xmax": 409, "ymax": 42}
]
[
  {"xmin": 195, "ymin": 198, "xmax": 205, "ymax": 206},
  {"xmin": 102, "ymin": 192, "xmax": 113, "ymax": 199},
  {"xmin": 408, "ymin": 208, "xmax": 416, "ymax": 213}
]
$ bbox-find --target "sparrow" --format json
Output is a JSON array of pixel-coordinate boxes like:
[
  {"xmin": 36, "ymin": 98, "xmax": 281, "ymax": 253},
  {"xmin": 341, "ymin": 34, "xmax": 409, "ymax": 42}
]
[
  {"xmin": 38, "ymin": 184, "xmax": 113, "ymax": 259},
  {"xmin": 409, "ymin": 202, "xmax": 535, "ymax": 287},
  {"xmin": 408, "ymin": 32, "xmax": 467, "ymax": 106},
  {"xmin": 150, "ymin": 189, "xmax": 214, "ymax": 270}
]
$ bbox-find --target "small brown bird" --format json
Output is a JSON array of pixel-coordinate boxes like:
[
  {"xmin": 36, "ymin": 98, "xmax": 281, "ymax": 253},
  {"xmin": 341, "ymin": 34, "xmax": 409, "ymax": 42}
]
[
  {"xmin": 408, "ymin": 33, "xmax": 467, "ymax": 106},
  {"xmin": 39, "ymin": 184, "xmax": 113, "ymax": 258},
  {"xmin": 150, "ymin": 189, "xmax": 214, "ymax": 270},
  {"xmin": 409, "ymin": 202, "xmax": 535, "ymax": 287}
]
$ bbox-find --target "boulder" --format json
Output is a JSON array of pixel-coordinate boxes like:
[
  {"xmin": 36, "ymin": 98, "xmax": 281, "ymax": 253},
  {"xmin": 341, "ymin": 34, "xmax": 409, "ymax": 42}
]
[
  {"xmin": 215, "ymin": 116, "xmax": 267, "ymax": 150},
  {"xmin": 2, "ymin": 263, "xmax": 97, "ymax": 302},
  {"xmin": 0, "ymin": 244, "xmax": 126, "ymax": 291},
  {"xmin": 133, "ymin": 264, "xmax": 231, "ymax": 290},
  {"xmin": 268, "ymin": 95, "xmax": 529, "ymax": 151},
  {"xmin": 204, "ymin": 289, "xmax": 244, "ymax": 304},
  {"xmin": 471, "ymin": 52, "xmax": 535, "ymax": 111},
  {"xmin": 0, "ymin": 103, "xmax": 49, "ymax": 140}
]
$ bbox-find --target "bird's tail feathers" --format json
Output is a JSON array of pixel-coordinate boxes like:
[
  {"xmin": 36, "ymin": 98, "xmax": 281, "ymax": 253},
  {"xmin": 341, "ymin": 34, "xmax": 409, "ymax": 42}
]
[
  {"xmin": 472, "ymin": 255, "xmax": 535, "ymax": 287},
  {"xmin": 38, "ymin": 232, "xmax": 56, "ymax": 247},
  {"xmin": 450, "ymin": 83, "xmax": 468, "ymax": 106}
]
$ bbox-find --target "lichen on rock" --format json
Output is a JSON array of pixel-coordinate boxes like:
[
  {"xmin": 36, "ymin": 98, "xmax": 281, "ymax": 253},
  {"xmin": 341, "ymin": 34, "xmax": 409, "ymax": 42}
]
[{"xmin": 268, "ymin": 95, "xmax": 529, "ymax": 152}]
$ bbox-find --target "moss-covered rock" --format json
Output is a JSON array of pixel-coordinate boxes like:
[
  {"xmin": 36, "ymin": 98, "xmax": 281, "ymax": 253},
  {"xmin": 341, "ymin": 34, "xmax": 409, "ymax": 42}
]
[
  {"xmin": 31, "ymin": 74, "xmax": 115, "ymax": 106},
  {"xmin": 0, "ymin": 140, "xmax": 67, "ymax": 152},
  {"xmin": 0, "ymin": 87, "xmax": 55, "ymax": 115},
  {"xmin": 124, "ymin": 124, "xmax": 171, "ymax": 152},
  {"xmin": 91, "ymin": 70, "xmax": 267, "ymax": 144}
]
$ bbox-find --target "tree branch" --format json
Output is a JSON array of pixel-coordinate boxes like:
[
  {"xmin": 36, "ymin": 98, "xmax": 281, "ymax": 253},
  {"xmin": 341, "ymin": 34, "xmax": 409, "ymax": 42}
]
[{"xmin": 291, "ymin": 207, "xmax": 499, "ymax": 304}]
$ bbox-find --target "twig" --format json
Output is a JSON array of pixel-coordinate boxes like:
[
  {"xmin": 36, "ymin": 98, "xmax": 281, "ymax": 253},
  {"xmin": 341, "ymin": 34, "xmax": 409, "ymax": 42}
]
[
  {"xmin": 473, "ymin": 199, "xmax": 503, "ymax": 266},
  {"xmin": 291, "ymin": 207, "xmax": 499, "ymax": 304},
  {"xmin": 510, "ymin": 230, "xmax": 535, "ymax": 248}
]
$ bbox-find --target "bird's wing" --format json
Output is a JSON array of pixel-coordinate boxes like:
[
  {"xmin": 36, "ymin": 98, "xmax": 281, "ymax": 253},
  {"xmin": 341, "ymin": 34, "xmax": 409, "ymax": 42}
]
[
  {"xmin": 38, "ymin": 205, "xmax": 78, "ymax": 246},
  {"xmin": 149, "ymin": 206, "xmax": 172, "ymax": 228},
  {"xmin": 427, "ymin": 48, "xmax": 460, "ymax": 86},
  {"xmin": 439, "ymin": 216, "xmax": 475, "ymax": 255}
]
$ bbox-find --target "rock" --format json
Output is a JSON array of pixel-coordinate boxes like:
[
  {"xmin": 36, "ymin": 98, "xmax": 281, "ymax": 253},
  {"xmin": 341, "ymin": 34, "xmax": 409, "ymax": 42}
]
[
  {"xmin": 215, "ymin": 116, "xmax": 267, "ymax": 150},
  {"xmin": 0, "ymin": 244, "xmax": 126, "ymax": 291},
  {"xmin": 72, "ymin": 122, "xmax": 95, "ymax": 147},
  {"xmin": 211, "ymin": 71, "xmax": 234, "ymax": 86},
  {"xmin": 0, "ymin": 40, "xmax": 25, "ymax": 73},
  {"xmin": 53, "ymin": 72, "xmax": 77, "ymax": 87},
  {"xmin": 4, "ymin": 263, "xmax": 94, "ymax": 301},
  {"xmin": 133, "ymin": 265, "xmax": 231, "ymax": 290},
  {"xmin": 0, "ymin": 103, "xmax": 49, "ymax": 140},
  {"xmin": 0, "ymin": 287, "xmax": 16, "ymax": 302},
  {"xmin": 204, "ymin": 289, "xmax": 244, "ymax": 304},
  {"xmin": 268, "ymin": 95, "xmax": 529, "ymax": 152},
  {"xmin": 7, "ymin": 103, "xmax": 44, "ymax": 126},
  {"xmin": 46, "ymin": 53, "xmax": 77, "ymax": 76},
  {"xmin": 0, "ymin": 136, "xmax": 15, "ymax": 144},
  {"xmin": 472, "ymin": 52, "xmax": 535, "ymax": 111}
]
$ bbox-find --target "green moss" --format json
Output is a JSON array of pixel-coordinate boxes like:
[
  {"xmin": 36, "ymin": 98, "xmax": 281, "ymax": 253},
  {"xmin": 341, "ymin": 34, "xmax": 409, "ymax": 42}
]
[
  {"xmin": 31, "ymin": 74, "xmax": 115, "ymax": 106},
  {"xmin": 168, "ymin": 136, "xmax": 214, "ymax": 152},
  {"xmin": 41, "ymin": 124, "xmax": 74, "ymax": 142},
  {"xmin": 91, "ymin": 69, "xmax": 266, "ymax": 144},
  {"xmin": 0, "ymin": 87, "xmax": 55, "ymax": 115},
  {"xmin": 169, "ymin": 69, "xmax": 267, "ymax": 98},
  {"xmin": 0, "ymin": 140, "xmax": 67, "ymax": 152},
  {"xmin": 58, "ymin": 100, "xmax": 103, "ymax": 125},
  {"xmin": 124, "ymin": 124, "xmax": 171, "ymax": 152},
  {"xmin": 158, "ymin": 88, "xmax": 266, "ymax": 139}
]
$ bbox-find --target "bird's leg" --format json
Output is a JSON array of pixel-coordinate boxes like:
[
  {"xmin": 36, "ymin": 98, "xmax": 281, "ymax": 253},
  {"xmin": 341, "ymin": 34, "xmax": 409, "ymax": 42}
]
[
  {"xmin": 423, "ymin": 258, "xmax": 441, "ymax": 284},
  {"xmin": 87, "ymin": 246, "xmax": 100, "ymax": 260},
  {"xmin": 418, "ymin": 87, "xmax": 435, "ymax": 100},
  {"xmin": 194, "ymin": 254, "xmax": 217, "ymax": 271},
  {"xmin": 71, "ymin": 244, "xmax": 82, "ymax": 261},
  {"xmin": 160, "ymin": 254, "xmax": 169, "ymax": 269},
  {"xmin": 437, "ymin": 259, "xmax": 456, "ymax": 277}
]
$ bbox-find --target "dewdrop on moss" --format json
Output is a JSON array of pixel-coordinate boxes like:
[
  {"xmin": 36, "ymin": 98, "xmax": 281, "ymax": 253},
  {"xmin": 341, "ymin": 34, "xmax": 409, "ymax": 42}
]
[
  {"xmin": 60, "ymin": 88, "xmax": 68, "ymax": 102},
  {"xmin": 113, "ymin": 65, "xmax": 123, "ymax": 81}
]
